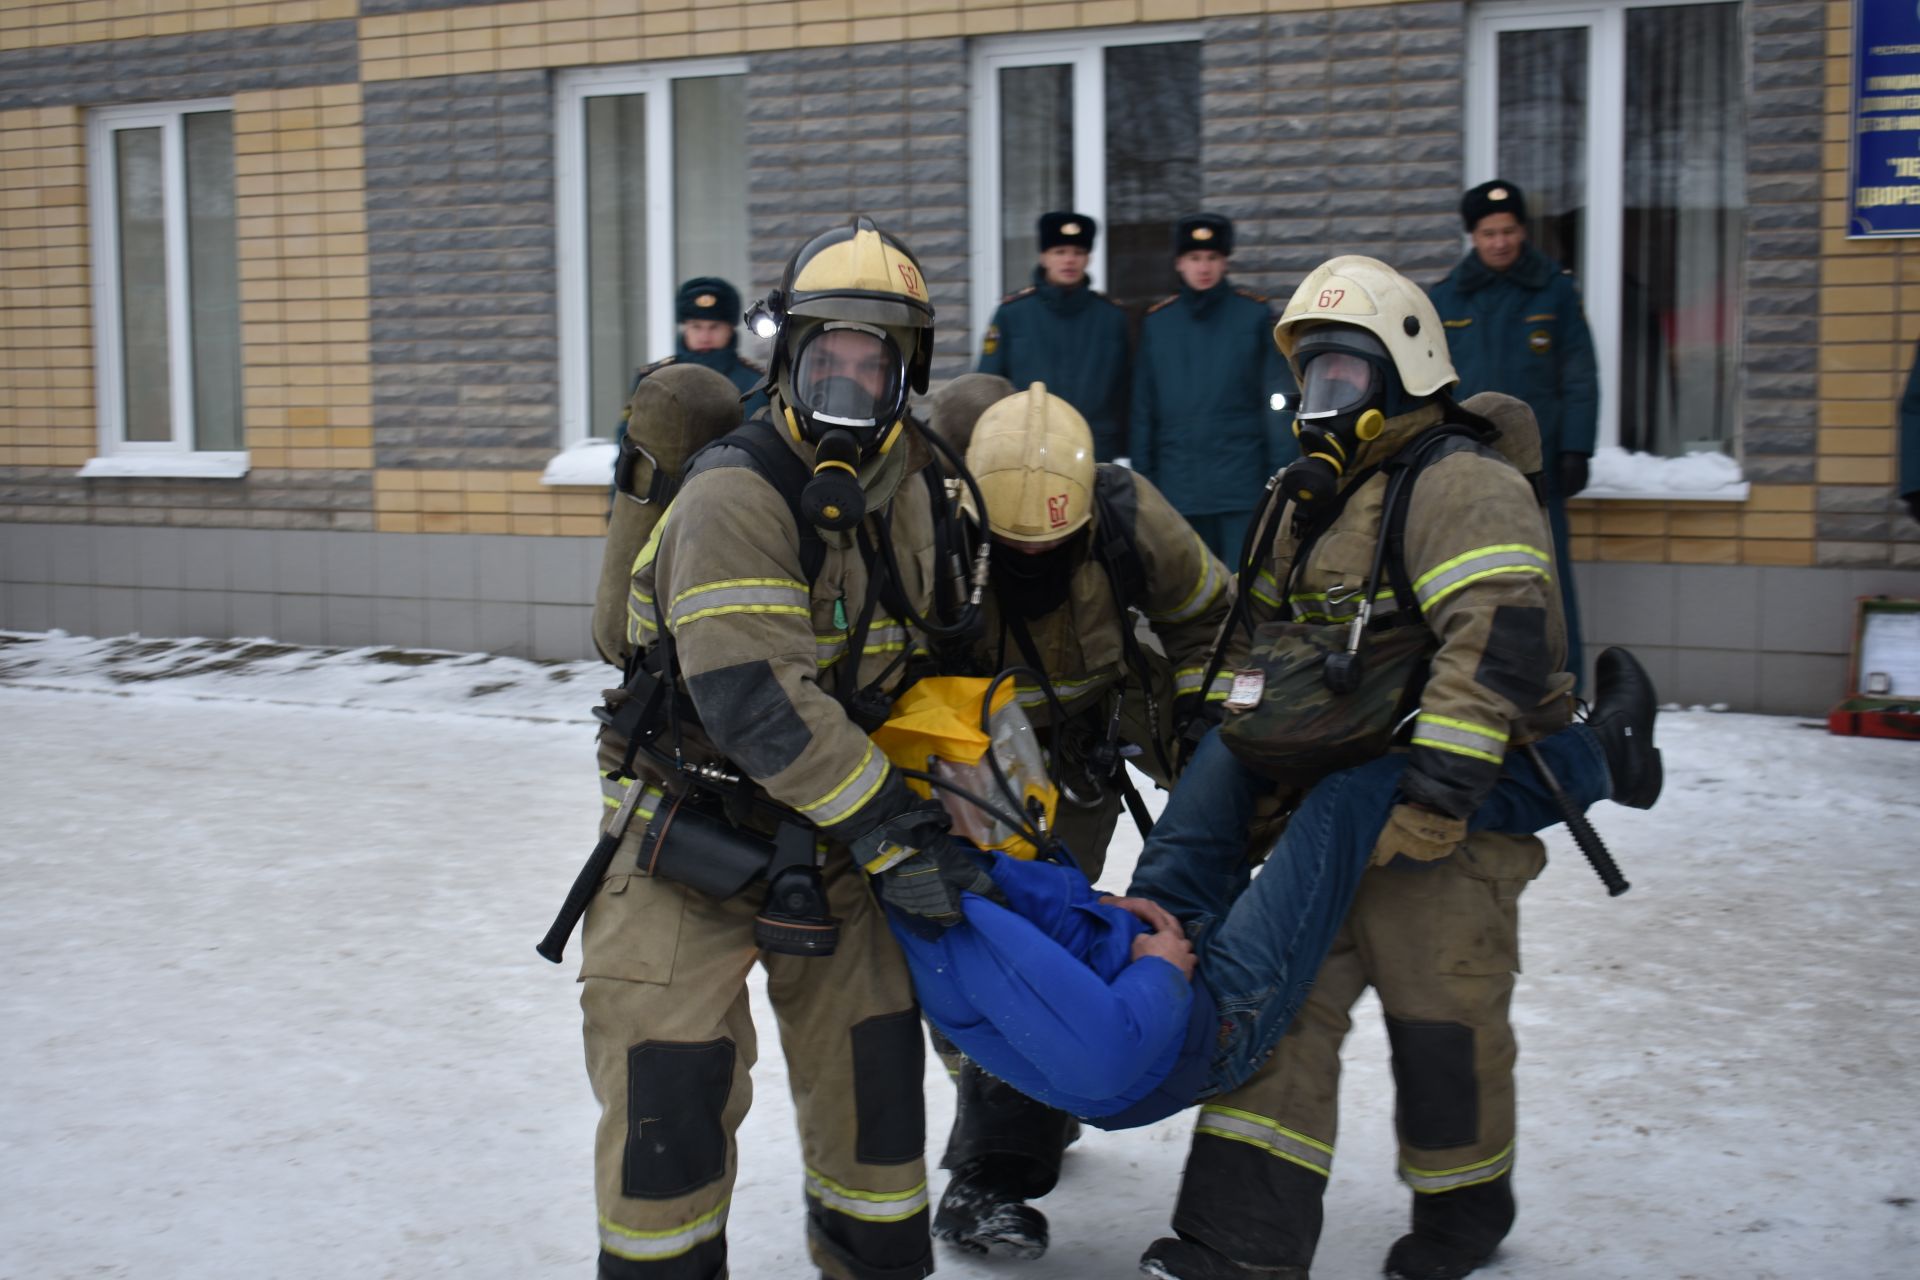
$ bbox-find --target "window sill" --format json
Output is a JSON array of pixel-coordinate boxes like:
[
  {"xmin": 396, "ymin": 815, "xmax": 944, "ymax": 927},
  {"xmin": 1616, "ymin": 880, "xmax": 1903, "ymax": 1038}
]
[
  {"xmin": 540, "ymin": 439, "xmax": 615, "ymax": 487},
  {"xmin": 1575, "ymin": 483, "xmax": 1751, "ymax": 503},
  {"xmin": 77, "ymin": 453, "xmax": 250, "ymax": 480}
]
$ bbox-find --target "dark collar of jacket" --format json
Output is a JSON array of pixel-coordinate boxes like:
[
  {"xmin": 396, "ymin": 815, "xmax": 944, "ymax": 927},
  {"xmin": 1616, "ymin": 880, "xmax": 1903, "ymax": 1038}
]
[
  {"xmin": 1178, "ymin": 275, "xmax": 1233, "ymax": 317},
  {"xmin": 675, "ymin": 337, "xmax": 740, "ymax": 373},
  {"xmin": 1448, "ymin": 242, "xmax": 1557, "ymax": 295},
  {"xmin": 1032, "ymin": 265, "xmax": 1097, "ymax": 316}
]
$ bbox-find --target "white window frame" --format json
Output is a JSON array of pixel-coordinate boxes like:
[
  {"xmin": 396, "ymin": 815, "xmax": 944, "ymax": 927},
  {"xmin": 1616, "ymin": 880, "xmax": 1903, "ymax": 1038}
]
[
  {"xmin": 83, "ymin": 97, "xmax": 247, "ymax": 479},
  {"xmin": 553, "ymin": 57, "xmax": 748, "ymax": 447},
  {"xmin": 1465, "ymin": 0, "xmax": 1747, "ymax": 499},
  {"xmin": 968, "ymin": 25, "xmax": 1203, "ymax": 356}
]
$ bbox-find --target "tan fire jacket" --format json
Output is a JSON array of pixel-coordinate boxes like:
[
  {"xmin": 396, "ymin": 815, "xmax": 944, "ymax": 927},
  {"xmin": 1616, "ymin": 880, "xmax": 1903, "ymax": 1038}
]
[
  {"xmin": 974, "ymin": 467, "xmax": 1244, "ymax": 763},
  {"xmin": 613, "ymin": 422, "xmax": 940, "ymax": 841},
  {"xmin": 1246, "ymin": 409, "xmax": 1574, "ymax": 818}
]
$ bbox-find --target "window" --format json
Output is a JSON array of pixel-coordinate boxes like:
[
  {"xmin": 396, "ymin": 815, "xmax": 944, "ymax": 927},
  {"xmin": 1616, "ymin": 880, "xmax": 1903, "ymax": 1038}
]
[
  {"xmin": 85, "ymin": 100, "xmax": 243, "ymax": 476},
  {"xmin": 555, "ymin": 61, "xmax": 749, "ymax": 444},
  {"xmin": 1468, "ymin": 1, "xmax": 1746, "ymax": 460},
  {"xmin": 970, "ymin": 29, "xmax": 1203, "ymax": 347}
]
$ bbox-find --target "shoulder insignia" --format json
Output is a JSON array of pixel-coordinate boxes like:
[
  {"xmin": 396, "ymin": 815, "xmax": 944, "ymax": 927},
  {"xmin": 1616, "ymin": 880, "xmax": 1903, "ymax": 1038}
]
[
  {"xmin": 1234, "ymin": 286, "xmax": 1269, "ymax": 304},
  {"xmin": 1001, "ymin": 285, "xmax": 1037, "ymax": 305},
  {"xmin": 1145, "ymin": 294, "xmax": 1179, "ymax": 315},
  {"xmin": 981, "ymin": 323, "xmax": 1000, "ymax": 356},
  {"xmin": 1443, "ymin": 318, "xmax": 1472, "ymax": 329}
]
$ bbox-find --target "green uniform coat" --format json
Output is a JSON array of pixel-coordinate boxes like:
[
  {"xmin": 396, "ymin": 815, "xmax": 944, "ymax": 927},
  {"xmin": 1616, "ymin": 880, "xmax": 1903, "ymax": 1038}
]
[
  {"xmin": 977, "ymin": 268, "xmax": 1132, "ymax": 462},
  {"xmin": 1128, "ymin": 279, "xmax": 1297, "ymax": 521}
]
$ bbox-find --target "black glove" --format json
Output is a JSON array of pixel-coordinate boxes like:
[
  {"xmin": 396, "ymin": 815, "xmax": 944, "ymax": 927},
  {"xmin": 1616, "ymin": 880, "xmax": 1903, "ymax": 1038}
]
[
  {"xmin": 853, "ymin": 803, "xmax": 998, "ymax": 938},
  {"xmin": 1904, "ymin": 491, "xmax": 1920, "ymax": 527},
  {"xmin": 1173, "ymin": 692, "xmax": 1226, "ymax": 772},
  {"xmin": 1559, "ymin": 451, "xmax": 1591, "ymax": 499}
]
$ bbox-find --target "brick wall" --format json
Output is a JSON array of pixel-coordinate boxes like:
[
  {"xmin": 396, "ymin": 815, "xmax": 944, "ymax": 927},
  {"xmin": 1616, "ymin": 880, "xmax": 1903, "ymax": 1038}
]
[
  {"xmin": 0, "ymin": 21, "xmax": 360, "ymax": 110},
  {"xmin": 745, "ymin": 38, "xmax": 972, "ymax": 381}
]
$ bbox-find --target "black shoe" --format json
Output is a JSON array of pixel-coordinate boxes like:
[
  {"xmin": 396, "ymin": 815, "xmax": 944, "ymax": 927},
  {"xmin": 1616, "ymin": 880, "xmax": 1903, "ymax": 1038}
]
[
  {"xmin": 1140, "ymin": 1236, "xmax": 1308, "ymax": 1280},
  {"xmin": 1587, "ymin": 646, "xmax": 1663, "ymax": 809},
  {"xmin": 1383, "ymin": 1175, "xmax": 1514, "ymax": 1280},
  {"xmin": 933, "ymin": 1161, "xmax": 1050, "ymax": 1260}
]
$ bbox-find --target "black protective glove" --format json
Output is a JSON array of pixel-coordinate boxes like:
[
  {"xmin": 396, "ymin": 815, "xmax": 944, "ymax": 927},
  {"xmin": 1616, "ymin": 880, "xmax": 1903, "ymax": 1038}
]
[
  {"xmin": 1559, "ymin": 451, "xmax": 1591, "ymax": 499},
  {"xmin": 853, "ymin": 802, "xmax": 999, "ymax": 938},
  {"xmin": 1904, "ymin": 491, "xmax": 1920, "ymax": 527},
  {"xmin": 1173, "ymin": 692, "xmax": 1226, "ymax": 773}
]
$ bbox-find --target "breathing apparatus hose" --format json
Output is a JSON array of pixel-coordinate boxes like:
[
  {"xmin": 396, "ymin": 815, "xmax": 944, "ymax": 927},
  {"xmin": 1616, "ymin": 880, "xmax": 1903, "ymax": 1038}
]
[{"xmin": 871, "ymin": 420, "xmax": 993, "ymax": 644}]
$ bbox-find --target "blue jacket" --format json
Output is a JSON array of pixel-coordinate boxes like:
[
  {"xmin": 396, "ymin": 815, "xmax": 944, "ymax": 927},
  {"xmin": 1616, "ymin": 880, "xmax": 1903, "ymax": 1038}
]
[
  {"xmin": 888, "ymin": 852, "xmax": 1215, "ymax": 1130},
  {"xmin": 1901, "ymin": 340, "xmax": 1920, "ymax": 500},
  {"xmin": 978, "ymin": 269, "xmax": 1132, "ymax": 462},
  {"xmin": 1129, "ymin": 278, "xmax": 1296, "ymax": 517},
  {"xmin": 1429, "ymin": 245, "xmax": 1598, "ymax": 497}
]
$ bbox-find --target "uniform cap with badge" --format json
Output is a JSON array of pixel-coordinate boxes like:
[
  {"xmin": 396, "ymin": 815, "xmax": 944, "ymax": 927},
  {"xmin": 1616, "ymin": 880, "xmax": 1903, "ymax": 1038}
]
[
  {"xmin": 1460, "ymin": 179, "xmax": 1529, "ymax": 231},
  {"xmin": 1038, "ymin": 211, "xmax": 1097, "ymax": 252},
  {"xmin": 676, "ymin": 276, "xmax": 743, "ymax": 326},
  {"xmin": 1173, "ymin": 213, "xmax": 1234, "ymax": 257}
]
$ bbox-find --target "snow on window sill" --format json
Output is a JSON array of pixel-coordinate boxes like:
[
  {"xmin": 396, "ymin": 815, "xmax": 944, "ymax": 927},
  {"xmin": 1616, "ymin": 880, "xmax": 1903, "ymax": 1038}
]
[
  {"xmin": 77, "ymin": 453, "xmax": 250, "ymax": 480},
  {"xmin": 541, "ymin": 438, "xmax": 615, "ymax": 487},
  {"xmin": 1574, "ymin": 446, "xmax": 1749, "ymax": 504}
]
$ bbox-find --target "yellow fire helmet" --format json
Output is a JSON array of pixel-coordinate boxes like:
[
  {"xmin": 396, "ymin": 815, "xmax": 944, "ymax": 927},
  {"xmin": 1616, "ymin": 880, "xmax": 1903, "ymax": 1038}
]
[
  {"xmin": 962, "ymin": 383, "xmax": 1096, "ymax": 544},
  {"xmin": 1273, "ymin": 255, "xmax": 1459, "ymax": 398}
]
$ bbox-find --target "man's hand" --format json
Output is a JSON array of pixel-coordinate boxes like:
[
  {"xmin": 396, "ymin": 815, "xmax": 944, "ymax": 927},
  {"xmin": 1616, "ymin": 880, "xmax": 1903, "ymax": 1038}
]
[
  {"xmin": 1131, "ymin": 919, "xmax": 1197, "ymax": 981},
  {"xmin": 1099, "ymin": 894, "xmax": 1183, "ymax": 937},
  {"xmin": 1559, "ymin": 451, "xmax": 1591, "ymax": 498},
  {"xmin": 1372, "ymin": 802, "xmax": 1467, "ymax": 868},
  {"xmin": 854, "ymin": 804, "xmax": 998, "ymax": 938}
]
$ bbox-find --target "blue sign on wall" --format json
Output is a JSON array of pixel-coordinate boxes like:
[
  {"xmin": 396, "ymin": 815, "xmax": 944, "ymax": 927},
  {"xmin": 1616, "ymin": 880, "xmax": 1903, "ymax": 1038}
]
[{"xmin": 1851, "ymin": 0, "xmax": 1920, "ymax": 237}]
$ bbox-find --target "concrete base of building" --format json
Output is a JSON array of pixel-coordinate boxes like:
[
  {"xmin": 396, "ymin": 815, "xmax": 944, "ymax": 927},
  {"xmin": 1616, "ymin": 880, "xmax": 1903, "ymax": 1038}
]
[{"xmin": 5, "ymin": 523, "xmax": 1920, "ymax": 716}]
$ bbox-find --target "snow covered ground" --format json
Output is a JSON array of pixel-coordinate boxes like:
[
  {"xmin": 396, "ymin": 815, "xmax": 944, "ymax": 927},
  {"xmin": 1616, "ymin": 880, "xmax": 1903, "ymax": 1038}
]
[{"xmin": 1, "ymin": 629, "xmax": 1915, "ymax": 1280}]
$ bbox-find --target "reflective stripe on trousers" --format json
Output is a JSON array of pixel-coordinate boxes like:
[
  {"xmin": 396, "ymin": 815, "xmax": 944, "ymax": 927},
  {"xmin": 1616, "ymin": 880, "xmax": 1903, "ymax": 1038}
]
[
  {"xmin": 804, "ymin": 1169, "xmax": 930, "ymax": 1223},
  {"xmin": 598, "ymin": 1201, "xmax": 729, "ymax": 1262},
  {"xmin": 1401, "ymin": 1142, "xmax": 1513, "ymax": 1194},
  {"xmin": 1195, "ymin": 1105, "xmax": 1334, "ymax": 1178}
]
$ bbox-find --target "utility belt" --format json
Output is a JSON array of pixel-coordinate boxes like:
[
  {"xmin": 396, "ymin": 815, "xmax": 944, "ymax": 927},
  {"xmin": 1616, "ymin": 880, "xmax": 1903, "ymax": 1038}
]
[{"xmin": 537, "ymin": 648, "xmax": 847, "ymax": 965}]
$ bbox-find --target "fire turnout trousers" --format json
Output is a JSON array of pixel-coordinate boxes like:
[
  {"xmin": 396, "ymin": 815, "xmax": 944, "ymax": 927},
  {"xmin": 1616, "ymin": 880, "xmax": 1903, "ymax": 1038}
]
[
  {"xmin": 579, "ymin": 853, "xmax": 932, "ymax": 1280},
  {"xmin": 1166, "ymin": 831, "xmax": 1545, "ymax": 1271}
]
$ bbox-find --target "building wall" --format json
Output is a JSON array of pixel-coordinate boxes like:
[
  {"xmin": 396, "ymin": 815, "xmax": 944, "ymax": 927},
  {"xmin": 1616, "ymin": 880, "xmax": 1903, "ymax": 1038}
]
[{"xmin": 2, "ymin": 0, "xmax": 1916, "ymax": 716}]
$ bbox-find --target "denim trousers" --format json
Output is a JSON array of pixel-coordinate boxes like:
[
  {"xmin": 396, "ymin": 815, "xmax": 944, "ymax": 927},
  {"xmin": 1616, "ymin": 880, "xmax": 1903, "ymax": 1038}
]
[{"xmin": 1125, "ymin": 724, "xmax": 1610, "ymax": 1096}]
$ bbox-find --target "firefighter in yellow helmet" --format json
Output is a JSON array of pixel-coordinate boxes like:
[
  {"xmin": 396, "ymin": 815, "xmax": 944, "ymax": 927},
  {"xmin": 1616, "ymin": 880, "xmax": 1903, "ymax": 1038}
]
[
  {"xmin": 927, "ymin": 383, "xmax": 1245, "ymax": 1261},
  {"xmin": 574, "ymin": 217, "xmax": 971, "ymax": 1280},
  {"xmin": 1140, "ymin": 256, "xmax": 1577, "ymax": 1280}
]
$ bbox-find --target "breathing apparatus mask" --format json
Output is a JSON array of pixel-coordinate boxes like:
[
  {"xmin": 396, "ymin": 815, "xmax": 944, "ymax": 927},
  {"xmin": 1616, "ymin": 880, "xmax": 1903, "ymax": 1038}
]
[
  {"xmin": 1279, "ymin": 327, "xmax": 1406, "ymax": 510},
  {"xmin": 780, "ymin": 321, "xmax": 910, "ymax": 532}
]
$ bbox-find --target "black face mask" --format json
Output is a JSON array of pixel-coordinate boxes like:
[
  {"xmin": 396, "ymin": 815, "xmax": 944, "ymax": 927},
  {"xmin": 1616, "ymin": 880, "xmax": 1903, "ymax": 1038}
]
[{"xmin": 990, "ymin": 530, "xmax": 1087, "ymax": 620}]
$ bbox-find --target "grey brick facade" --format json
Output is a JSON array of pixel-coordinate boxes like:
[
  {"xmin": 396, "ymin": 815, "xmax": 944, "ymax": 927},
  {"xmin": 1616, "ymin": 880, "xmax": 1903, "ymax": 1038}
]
[
  {"xmin": 364, "ymin": 71, "xmax": 561, "ymax": 471},
  {"xmin": 745, "ymin": 39, "xmax": 974, "ymax": 382},
  {"xmin": 0, "ymin": 21, "xmax": 358, "ymax": 111},
  {"xmin": 1198, "ymin": 2, "xmax": 1467, "ymax": 302}
]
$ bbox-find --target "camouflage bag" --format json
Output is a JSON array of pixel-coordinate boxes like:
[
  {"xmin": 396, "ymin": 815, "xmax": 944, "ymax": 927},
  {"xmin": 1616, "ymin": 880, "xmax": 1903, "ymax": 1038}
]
[{"xmin": 1215, "ymin": 619, "xmax": 1434, "ymax": 787}]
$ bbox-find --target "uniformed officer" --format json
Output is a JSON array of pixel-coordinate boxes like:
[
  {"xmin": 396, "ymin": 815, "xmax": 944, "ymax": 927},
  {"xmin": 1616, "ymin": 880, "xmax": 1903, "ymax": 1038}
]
[
  {"xmin": 1130, "ymin": 213, "xmax": 1297, "ymax": 564},
  {"xmin": 1429, "ymin": 181, "xmax": 1598, "ymax": 684},
  {"xmin": 977, "ymin": 212, "xmax": 1132, "ymax": 462},
  {"xmin": 671, "ymin": 276, "xmax": 769, "ymax": 419},
  {"xmin": 1899, "ymin": 339, "xmax": 1920, "ymax": 527},
  {"xmin": 925, "ymin": 385, "xmax": 1242, "ymax": 1262},
  {"xmin": 578, "ymin": 219, "xmax": 961, "ymax": 1280},
  {"xmin": 1142, "ymin": 255, "xmax": 1587, "ymax": 1280}
]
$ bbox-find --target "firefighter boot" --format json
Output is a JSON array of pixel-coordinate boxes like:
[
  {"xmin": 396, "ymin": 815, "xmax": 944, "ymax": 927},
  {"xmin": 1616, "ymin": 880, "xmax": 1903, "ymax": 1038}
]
[
  {"xmin": 1139, "ymin": 1236, "xmax": 1307, "ymax": 1280},
  {"xmin": 1586, "ymin": 646, "xmax": 1663, "ymax": 809},
  {"xmin": 1382, "ymin": 1174, "xmax": 1515, "ymax": 1280},
  {"xmin": 933, "ymin": 1156, "xmax": 1049, "ymax": 1260}
]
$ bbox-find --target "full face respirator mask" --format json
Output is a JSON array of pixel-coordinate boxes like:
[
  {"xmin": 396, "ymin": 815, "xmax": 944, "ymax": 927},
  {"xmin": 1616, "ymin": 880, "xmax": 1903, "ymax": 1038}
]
[
  {"xmin": 782, "ymin": 321, "xmax": 910, "ymax": 532},
  {"xmin": 1278, "ymin": 327, "xmax": 1400, "ymax": 511}
]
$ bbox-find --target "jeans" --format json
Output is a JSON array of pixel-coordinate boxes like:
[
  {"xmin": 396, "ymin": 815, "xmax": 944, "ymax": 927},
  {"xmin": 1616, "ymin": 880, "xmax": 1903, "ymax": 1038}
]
[{"xmin": 1125, "ymin": 724, "xmax": 1611, "ymax": 1096}]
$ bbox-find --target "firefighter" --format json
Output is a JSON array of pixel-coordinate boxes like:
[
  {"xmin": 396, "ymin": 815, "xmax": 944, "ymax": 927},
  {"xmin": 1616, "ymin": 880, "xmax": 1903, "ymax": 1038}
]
[
  {"xmin": 977, "ymin": 212, "xmax": 1132, "ymax": 462},
  {"xmin": 577, "ymin": 218, "xmax": 966, "ymax": 1280},
  {"xmin": 1129, "ymin": 213, "xmax": 1297, "ymax": 564},
  {"xmin": 1429, "ymin": 180, "xmax": 1598, "ymax": 683},
  {"xmin": 1140, "ymin": 256, "xmax": 1579, "ymax": 1280},
  {"xmin": 927, "ymin": 384, "xmax": 1241, "ymax": 1261}
]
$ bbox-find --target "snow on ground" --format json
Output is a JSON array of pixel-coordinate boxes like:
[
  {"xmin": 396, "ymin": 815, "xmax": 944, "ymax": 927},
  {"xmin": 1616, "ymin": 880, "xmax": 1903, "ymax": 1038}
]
[{"xmin": 1, "ymin": 629, "xmax": 1916, "ymax": 1280}]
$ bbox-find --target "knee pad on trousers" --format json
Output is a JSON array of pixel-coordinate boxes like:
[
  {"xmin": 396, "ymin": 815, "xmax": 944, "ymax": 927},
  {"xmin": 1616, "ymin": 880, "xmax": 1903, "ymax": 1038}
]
[
  {"xmin": 807, "ymin": 1199, "xmax": 933, "ymax": 1280},
  {"xmin": 623, "ymin": 1039, "xmax": 735, "ymax": 1199},
  {"xmin": 941, "ymin": 1057, "xmax": 1074, "ymax": 1195},
  {"xmin": 1385, "ymin": 1014, "xmax": 1478, "ymax": 1151},
  {"xmin": 850, "ymin": 1010, "xmax": 926, "ymax": 1165},
  {"xmin": 1171, "ymin": 1128, "xmax": 1330, "ymax": 1270}
]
